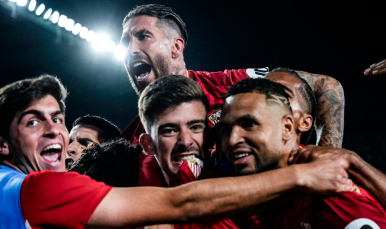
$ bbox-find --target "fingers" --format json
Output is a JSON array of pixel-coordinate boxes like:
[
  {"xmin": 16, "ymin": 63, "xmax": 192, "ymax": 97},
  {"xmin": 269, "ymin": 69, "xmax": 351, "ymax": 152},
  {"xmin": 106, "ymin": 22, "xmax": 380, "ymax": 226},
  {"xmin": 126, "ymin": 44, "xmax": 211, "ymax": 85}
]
[
  {"xmin": 290, "ymin": 145, "xmax": 318, "ymax": 164},
  {"xmin": 364, "ymin": 59, "xmax": 386, "ymax": 76},
  {"xmin": 336, "ymin": 178, "xmax": 353, "ymax": 193}
]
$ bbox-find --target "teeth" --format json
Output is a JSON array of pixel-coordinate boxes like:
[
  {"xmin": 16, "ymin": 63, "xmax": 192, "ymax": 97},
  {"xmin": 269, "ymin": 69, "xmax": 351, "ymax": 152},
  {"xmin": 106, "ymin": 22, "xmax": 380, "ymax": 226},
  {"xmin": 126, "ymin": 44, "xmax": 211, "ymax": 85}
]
[
  {"xmin": 234, "ymin": 153, "xmax": 250, "ymax": 159},
  {"xmin": 137, "ymin": 72, "xmax": 149, "ymax": 79},
  {"xmin": 133, "ymin": 62, "xmax": 144, "ymax": 67},
  {"xmin": 43, "ymin": 144, "xmax": 62, "ymax": 151},
  {"xmin": 179, "ymin": 155, "xmax": 196, "ymax": 161}
]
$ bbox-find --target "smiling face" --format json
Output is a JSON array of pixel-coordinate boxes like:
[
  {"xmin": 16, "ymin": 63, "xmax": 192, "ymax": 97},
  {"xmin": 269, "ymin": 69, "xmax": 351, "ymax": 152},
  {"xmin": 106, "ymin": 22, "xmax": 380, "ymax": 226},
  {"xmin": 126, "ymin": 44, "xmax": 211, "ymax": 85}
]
[
  {"xmin": 219, "ymin": 93, "xmax": 291, "ymax": 175},
  {"xmin": 121, "ymin": 15, "xmax": 175, "ymax": 94},
  {"xmin": 149, "ymin": 101, "xmax": 206, "ymax": 185},
  {"xmin": 66, "ymin": 124, "xmax": 102, "ymax": 168},
  {"xmin": 7, "ymin": 95, "xmax": 69, "ymax": 173}
]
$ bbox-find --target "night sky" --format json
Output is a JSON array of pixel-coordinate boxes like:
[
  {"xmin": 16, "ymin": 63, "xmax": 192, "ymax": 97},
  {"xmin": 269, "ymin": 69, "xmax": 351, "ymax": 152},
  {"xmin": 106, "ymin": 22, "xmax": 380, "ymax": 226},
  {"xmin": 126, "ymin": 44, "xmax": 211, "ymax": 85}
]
[{"xmin": 1, "ymin": 0, "xmax": 385, "ymax": 171}]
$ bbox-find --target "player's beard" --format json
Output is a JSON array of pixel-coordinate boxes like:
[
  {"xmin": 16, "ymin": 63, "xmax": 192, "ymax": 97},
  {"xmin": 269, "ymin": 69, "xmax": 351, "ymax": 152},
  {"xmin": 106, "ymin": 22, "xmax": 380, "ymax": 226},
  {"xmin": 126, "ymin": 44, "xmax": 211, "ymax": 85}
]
[
  {"xmin": 128, "ymin": 53, "xmax": 172, "ymax": 95},
  {"xmin": 237, "ymin": 150, "xmax": 281, "ymax": 175}
]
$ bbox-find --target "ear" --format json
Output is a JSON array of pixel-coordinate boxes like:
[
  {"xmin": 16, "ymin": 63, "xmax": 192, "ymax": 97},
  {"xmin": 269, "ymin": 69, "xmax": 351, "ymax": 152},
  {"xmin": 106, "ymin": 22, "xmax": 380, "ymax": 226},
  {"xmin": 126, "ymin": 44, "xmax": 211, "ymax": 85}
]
[
  {"xmin": 298, "ymin": 114, "xmax": 313, "ymax": 133},
  {"xmin": 139, "ymin": 133, "xmax": 155, "ymax": 156},
  {"xmin": 0, "ymin": 137, "xmax": 10, "ymax": 156},
  {"xmin": 282, "ymin": 115, "xmax": 295, "ymax": 141},
  {"xmin": 171, "ymin": 37, "xmax": 185, "ymax": 59}
]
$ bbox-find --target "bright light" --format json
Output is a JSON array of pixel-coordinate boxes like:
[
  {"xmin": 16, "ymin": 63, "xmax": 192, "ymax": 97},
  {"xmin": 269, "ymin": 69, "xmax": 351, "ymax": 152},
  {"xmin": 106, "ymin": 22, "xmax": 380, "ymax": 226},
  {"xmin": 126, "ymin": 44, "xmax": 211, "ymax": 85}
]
[
  {"xmin": 92, "ymin": 33, "xmax": 109, "ymax": 51},
  {"xmin": 50, "ymin": 11, "xmax": 59, "ymax": 23},
  {"xmin": 72, "ymin": 23, "xmax": 82, "ymax": 35},
  {"xmin": 114, "ymin": 45, "xmax": 125, "ymax": 60},
  {"xmin": 35, "ymin": 4, "xmax": 45, "ymax": 15},
  {"xmin": 86, "ymin": 30, "xmax": 95, "ymax": 42},
  {"xmin": 58, "ymin": 15, "xmax": 67, "ymax": 27},
  {"xmin": 28, "ymin": 0, "xmax": 36, "ymax": 11},
  {"xmin": 107, "ymin": 41, "xmax": 115, "ymax": 52},
  {"xmin": 9, "ymin": 0, "xmax": 17, "ymax": 2},
  {"xmin": 65, "ymin": 19, "xmax": 74, "ymax": 31},
  {"xmin": 43, "ymin": 8, "xmax": 52, "ymax": 20},
  {"xmin": 79, "ymin": 26, "xmax": 88, "ymax": 39},
  {"xmin": 16, "ymin": 0, "xmax": 28, "ymax": 6}
]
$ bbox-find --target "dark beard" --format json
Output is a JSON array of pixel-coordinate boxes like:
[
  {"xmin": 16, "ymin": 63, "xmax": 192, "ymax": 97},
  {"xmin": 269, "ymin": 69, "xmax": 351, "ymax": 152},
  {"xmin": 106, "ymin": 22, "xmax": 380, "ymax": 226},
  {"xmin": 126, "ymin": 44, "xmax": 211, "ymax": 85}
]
[{"xmin": 128, "ymin": 54, "xmax": 172, "ymax": 95}]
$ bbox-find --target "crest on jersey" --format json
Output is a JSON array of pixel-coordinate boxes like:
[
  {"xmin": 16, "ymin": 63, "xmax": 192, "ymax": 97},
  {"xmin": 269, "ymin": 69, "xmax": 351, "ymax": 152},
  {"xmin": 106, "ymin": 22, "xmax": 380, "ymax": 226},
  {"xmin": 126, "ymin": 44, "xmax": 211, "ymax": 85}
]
[
  {"xmin": 208, "ymin": 109, "xmax": 222, "ymax": 125},
  {"xmin": 344, "ymin": 218, "xmax": 380, "ymax": 229}
]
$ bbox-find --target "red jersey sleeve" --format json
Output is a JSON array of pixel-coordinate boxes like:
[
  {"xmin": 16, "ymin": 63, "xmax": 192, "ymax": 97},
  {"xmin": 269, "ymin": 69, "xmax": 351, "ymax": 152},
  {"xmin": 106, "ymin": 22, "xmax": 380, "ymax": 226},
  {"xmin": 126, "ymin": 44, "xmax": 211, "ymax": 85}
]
[
  {"xmin": 315, "ymin": 184, "xmax": 386, "ymax": 229},
  {"xmin": 20, "ymin": 171, "xmax": 112, "ymax": 229}
]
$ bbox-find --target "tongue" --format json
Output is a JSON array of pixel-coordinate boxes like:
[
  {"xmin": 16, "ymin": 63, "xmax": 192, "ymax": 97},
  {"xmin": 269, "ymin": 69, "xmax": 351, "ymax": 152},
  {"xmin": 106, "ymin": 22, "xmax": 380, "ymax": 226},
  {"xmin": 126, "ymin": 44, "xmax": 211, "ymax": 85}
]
[{"xmin": 41, "ymin": 151, "xmax": 60, "ymax": 162}]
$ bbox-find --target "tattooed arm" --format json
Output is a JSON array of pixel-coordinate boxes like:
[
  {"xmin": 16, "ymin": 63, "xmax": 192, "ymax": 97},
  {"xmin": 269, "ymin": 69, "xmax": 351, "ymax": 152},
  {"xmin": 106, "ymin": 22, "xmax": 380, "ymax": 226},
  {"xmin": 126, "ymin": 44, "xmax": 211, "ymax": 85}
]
[{"xmin": 296, "ymin": 71, "xmax": 345, "ymax": 147}]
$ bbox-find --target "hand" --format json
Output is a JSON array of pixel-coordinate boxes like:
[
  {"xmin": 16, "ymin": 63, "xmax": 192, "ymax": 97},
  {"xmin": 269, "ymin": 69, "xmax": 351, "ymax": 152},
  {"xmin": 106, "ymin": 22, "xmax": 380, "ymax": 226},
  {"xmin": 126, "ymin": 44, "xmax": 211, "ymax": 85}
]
[
  {"xmin": 294, "ymin": 155, "xmax": 352, "ymax": 194},
  {"xmin": 364, "ymin": 59, "xmax": 386, "ymax": 76}
]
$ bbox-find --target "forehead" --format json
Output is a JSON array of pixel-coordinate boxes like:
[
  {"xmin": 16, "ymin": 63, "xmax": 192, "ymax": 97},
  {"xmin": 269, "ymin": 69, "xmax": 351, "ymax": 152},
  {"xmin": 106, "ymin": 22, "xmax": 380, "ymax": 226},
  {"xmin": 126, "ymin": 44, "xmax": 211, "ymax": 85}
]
[
  {"xmin": 155, "ymin": 101, "xmax": 206, "ymax": 125},
  {"xmin": 123, "ymin": 15, "xmax": 162, "ymax": 34},
  {"xmin": 18, "ymin": 95, "xmax": 60, "ymax": 114},
  {"xmin": 222, "ymin": 93, "xmax": 271, "ymax": 120},
  {"xmin": 69, "ymin": 124, "xmax": 101, "ymax": 139}
]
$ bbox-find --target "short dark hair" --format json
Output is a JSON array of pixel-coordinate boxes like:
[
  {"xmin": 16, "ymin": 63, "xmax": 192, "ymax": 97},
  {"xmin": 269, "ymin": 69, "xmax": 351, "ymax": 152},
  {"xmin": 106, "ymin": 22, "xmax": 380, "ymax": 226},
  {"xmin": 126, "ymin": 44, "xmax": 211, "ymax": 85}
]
[
  {"xmin": 139, "ymin": 75, "xmax": 209, "ymax": 133},
  {"xmin": 0, "ymin": 74, "xmax": 67, "ymax": 141},
  {"xmin": 69, "ymin": 139, "xmax": 141, "ymax": 187},
  {"xmin": 72, "ymin": 115, "xmax": 121, "ymax": 143},
  {"xmin": 270, "ymin": 67, "xmax": 317, "ymax": 144},
  {"xmin": 123, "ymin": 4, "xmax": 188, "ymax": 46},
  {"xmin": 225, "ymin": 78, "xmax": 292, "ymax": 114}
]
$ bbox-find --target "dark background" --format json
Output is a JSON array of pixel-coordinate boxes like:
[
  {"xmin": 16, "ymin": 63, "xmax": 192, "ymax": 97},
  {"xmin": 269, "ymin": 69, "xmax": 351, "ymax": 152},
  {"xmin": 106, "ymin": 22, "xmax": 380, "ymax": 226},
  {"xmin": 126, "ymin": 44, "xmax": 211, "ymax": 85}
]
[{"xmin": 1, "ymin": 0, "xmax": 385, "ymax": 171}]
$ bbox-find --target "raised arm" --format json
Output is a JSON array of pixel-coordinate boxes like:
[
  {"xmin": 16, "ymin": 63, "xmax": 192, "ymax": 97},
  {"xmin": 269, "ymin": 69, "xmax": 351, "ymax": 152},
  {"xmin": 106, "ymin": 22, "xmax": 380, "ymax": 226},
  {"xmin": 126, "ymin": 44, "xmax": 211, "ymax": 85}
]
[
  {"xmin": 290, "ymin": 145, "xmax": 386, "ymax": 210},
  {"xmin": 296, "ymin": 71, "xmax": 345, "ymax": 147},
  {"xmin": 89, "ymin": 159, "xmax": 352, "ymax": 228}
]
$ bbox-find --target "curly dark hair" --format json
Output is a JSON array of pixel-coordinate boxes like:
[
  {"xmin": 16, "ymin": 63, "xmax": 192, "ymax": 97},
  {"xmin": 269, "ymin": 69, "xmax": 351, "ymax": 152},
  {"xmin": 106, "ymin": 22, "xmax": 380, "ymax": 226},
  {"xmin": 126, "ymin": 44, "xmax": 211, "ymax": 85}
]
[{"xmin": 69, "ymin": 139, "xmax": 141, "ymax": 187}]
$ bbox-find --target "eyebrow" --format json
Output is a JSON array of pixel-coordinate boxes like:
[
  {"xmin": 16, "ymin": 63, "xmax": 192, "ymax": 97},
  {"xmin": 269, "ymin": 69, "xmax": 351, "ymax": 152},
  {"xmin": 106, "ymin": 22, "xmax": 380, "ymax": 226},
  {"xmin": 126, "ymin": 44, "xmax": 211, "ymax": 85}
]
[
  {"xmin": 158, "ymin": 119, "xmax": 206, "ymax": 131},
  {"xmin": 17, "ymin": 109, "xmax": 64, "ymax": 124}
]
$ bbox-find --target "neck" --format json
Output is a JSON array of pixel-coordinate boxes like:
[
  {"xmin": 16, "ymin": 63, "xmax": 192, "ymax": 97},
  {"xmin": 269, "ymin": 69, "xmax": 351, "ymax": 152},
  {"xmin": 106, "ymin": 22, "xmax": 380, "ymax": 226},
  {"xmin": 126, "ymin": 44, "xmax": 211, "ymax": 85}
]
[
  {"xmin": 171, "ymin": 56, "xmax": 187, "ymax": 76},
  {"xmin": 277, "ymin": 137, "xmax": 300, "ymax": 168}
]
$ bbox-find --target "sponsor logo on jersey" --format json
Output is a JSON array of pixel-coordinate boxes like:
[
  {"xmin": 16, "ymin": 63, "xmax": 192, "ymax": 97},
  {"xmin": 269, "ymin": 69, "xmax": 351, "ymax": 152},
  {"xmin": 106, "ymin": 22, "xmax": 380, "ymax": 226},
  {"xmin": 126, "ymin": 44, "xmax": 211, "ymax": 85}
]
[
  {"xmin": 246, "ymin": 67, "xmax": 269, "ymax": 79},
  {"xmin": 208, "ymin": 109, "xmax": 222, "ymax": 125},
  {"xmin": 344, "ymin": 218, "xmax": 380, "ymax": 229}
]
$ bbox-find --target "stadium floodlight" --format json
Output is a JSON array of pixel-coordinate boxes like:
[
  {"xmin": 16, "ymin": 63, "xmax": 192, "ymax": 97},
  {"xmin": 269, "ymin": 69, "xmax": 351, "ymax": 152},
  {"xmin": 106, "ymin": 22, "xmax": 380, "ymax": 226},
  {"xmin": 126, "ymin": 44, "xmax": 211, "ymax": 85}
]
[
  {"xmin": 65, "ymin": 19, "xmax": 74, "ymax": 31},
  {"xmin": 17, "ymin": 0, "xmax": 28, "ymax": 7},
  {"xmin": 107, "ymin": 41, "xmax": 115, "ymax": 53},
  {"xmin": 35, "ymin": 4, "xmax": 45, "ymax": 15},
  {"xmin": 43, "ymin": 8, "xmax": 52, "ymax": 20},
  {"xmin": 114, "ymin": 45, "xmax": 125, "ymax": 60},
  {"xmin": 28, "ymin": 0, "xmax": 36, "ymax": 11},
  {"xmin": 92, "ymin": 33, "xmax": 109, "ymax": 51},
  {"xmin": 58, "ymin": 15, "xmax": 67, "ymax": 27},
  {"xmin": 72, "ymin": 23, "xmax": 82, "ymax": 35},
  {"xmin": 50, "ymin": 11, "xmax": 59, "ymax": 23},
  {"xmin": 79, "ymin": 26, "xmax": 88, "ymax": 39},
  {"xmin": 86, "ymin": 30, "xmax": 95, "ymax": 42}
]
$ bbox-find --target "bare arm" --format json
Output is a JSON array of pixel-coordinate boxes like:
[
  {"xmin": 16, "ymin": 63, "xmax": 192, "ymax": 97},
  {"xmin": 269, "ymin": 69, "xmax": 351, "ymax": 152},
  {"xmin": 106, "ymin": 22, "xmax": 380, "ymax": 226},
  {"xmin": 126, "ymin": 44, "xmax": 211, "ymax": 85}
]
[
  {"xmin": 289, "ymin": 145, "xmax": 386, "ymax": 209},
  {"xmin": 297, "ymin": 71, "xmax": 345, "ymax": 147},
  {"xmin": 88, "ymin": 160, "xmax": 352, "ymax": 228}
]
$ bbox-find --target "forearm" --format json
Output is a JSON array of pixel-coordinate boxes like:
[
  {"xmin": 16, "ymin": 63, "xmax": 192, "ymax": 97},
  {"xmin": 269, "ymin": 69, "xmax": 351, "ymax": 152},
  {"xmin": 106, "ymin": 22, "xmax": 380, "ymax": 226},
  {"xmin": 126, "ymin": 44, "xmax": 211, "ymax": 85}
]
[
  {"xmin": 348, "ymin": 155, "xmax": 386, "ymax": 209},
  {"xmin": 297, "ymin": 71, "xmax": 345, "ymax": 147},
  {"xmin": 89, "ymin": 165, "xmax": 300, "ymax": 227}
]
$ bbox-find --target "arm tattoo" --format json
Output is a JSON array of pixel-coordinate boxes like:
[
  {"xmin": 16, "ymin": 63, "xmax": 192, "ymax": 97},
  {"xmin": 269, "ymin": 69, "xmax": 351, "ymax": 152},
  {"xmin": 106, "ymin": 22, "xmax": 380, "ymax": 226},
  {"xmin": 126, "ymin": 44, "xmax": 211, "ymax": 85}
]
[{"xmin": 297, "ymin": 71, "xmax": 345, "ymax": 147}]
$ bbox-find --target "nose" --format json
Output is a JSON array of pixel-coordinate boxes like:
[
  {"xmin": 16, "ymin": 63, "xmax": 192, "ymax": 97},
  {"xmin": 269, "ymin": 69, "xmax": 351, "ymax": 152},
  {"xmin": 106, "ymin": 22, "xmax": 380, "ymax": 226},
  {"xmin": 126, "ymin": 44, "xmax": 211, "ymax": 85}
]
[
  {"xmin": 128, "ymin": 39, "xmax": 141, "ymax": 56},
  {"xmin": 177, "ymin": 128, "xmax": 194, "ymax": 149},
  {"xmin": 43, "ymin": 119, "xmax": 60, "ymax": 138},
  {"xmin": 228, "ymin": 126, "xmax": 245, "ymax": 148}
]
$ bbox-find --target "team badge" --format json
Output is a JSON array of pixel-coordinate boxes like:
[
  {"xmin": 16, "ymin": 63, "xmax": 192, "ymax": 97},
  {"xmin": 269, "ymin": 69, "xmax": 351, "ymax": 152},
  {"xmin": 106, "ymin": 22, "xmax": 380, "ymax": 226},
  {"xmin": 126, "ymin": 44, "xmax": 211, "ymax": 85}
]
[
  {"xmin": 344, "ymin": 218, "xmax": 380, "ymax": 229},
  {"xmin": 208, "ymin": 109, "xmax": 222, "ymax": 125}
]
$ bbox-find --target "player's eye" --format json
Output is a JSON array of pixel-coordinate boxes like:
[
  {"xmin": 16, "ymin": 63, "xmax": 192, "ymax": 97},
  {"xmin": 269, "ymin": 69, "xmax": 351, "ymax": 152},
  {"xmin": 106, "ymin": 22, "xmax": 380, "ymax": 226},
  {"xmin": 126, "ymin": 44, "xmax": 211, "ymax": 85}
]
[
  {"xmin": 219, "ymin": 126, "xmax": 231, "ymax": 136},
  {"xmin": 27, "ymin": 120, "xmax": 39, "ymax": 127},
  {"xmin": 53, "ymin": 117, "xmax": 63, "ymax": 124},
  {"xmin": 191, "ymin": 124, "xmax": 204, "ymax": 132},
  {"xmin": 161, "ymin": 128, "xmax": 177, "ymax": 136},
  {"xmin": 242, "ymin": 121, "xmax": 257, "ymax": 129}
]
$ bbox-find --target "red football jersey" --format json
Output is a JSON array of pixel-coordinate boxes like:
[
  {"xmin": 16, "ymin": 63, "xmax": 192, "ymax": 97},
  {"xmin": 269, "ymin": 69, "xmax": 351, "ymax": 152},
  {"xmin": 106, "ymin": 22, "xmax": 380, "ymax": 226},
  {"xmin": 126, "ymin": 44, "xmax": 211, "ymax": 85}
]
[
  {"xmin": 247, "ymin": 183, "xmax": 386, "ymax": 229},
  {"xmin": 20, "ymin": 171, "xmax": 112, "ymax": 229},
  {"xmin": 122, "ymin": 68, "xmax": 268, "ymax": 144}
]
